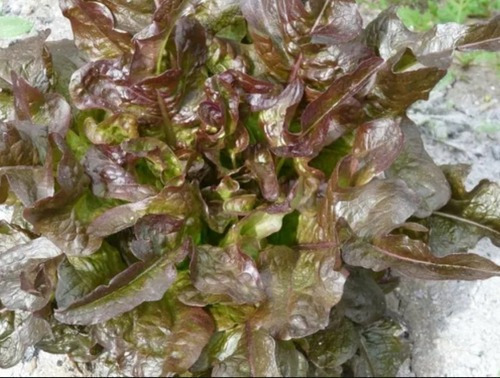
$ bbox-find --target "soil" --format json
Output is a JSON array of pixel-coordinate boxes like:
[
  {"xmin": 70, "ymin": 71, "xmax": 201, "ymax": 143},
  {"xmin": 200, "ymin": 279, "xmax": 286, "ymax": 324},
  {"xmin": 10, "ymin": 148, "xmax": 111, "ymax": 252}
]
[{"xmin": 395, "ymin": 64, "xmax": 500, "ymax": 377}]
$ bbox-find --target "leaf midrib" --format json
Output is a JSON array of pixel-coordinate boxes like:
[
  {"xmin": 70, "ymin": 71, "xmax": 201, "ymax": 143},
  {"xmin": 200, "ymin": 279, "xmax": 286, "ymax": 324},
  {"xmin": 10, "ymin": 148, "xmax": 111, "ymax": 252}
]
[
  {"xmin": 373, "ymin": 242, "xmax": 500, "ymax": 275},
  {"xmin": 61, "ymin": 255, "xmax": 172, "ymax": 316},
  {"xmin": 433, "ymin": 211, "xmax": 500, "ymax": 238}
]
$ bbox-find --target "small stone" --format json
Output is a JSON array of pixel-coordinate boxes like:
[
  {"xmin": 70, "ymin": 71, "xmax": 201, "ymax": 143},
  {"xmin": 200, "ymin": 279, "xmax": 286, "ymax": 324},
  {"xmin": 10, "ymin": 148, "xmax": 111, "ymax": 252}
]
[{"xmin": 491, "ymin": 146, "xmax": 500, "ymax": 160}]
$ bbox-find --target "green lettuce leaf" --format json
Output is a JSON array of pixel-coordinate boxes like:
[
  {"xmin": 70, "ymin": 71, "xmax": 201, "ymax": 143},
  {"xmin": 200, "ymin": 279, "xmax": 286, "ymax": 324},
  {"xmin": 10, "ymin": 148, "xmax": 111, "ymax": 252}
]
[
  {"xmin": 212, "ymin": 326, "xmax": 281, "ymax": 377},
  {"xmin": 300, "ymin": 310, "xmax": 359, "ymax": 372},
  {"xmin": 427, "ymin": 164, "xmax": 500, "ymax": 255},
  {"xmin": 55, "ymin": 241, "xmax": 190, "ymax": 325},
  {"xmin": 353, "ymin": 318, "xmax": 410, "ymax": 377},
  {"xmin": 0, "ymin": 311, "xmax": 51, "ymax": 368},
  {"xmin": 94, "ymin": 286, "xmax": 214, "ymax": 376},
  {"xmin": 55, "ymin": 242, "xmax": 126, "ymax": 309}
]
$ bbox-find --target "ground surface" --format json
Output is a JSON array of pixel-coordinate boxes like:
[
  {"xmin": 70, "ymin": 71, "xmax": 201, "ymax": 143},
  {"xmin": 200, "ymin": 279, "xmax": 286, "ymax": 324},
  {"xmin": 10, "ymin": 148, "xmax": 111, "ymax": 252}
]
[
  {"xmin": 1, "ymin": 2, "xmax": 499, "ymax": 377},
  {"xmin": 395, "ymin": 65, "xmax": 500, "ymax": 378},
  {"xmin": 2, "ymin": 0, "xmax": 73, "ymax": 41}
]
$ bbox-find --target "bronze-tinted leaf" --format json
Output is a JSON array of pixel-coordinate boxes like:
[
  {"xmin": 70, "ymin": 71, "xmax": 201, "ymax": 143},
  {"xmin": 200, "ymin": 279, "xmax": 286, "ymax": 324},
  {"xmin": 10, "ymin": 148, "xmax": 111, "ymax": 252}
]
[
  {"xmin": 342, "ymin": 269, "xmax": 386, "ymax": 325},
  {"xmin": 342, "ymin": 230, "xmax": 500, "ymax": 280},
  {"xmin": 457, "ymin": 15, "xmax": 500, "ymax": 52},
  {"xmin": 0, "ymin": 31, "xmax": 52, "ymax": 91},
  {"xmin": 351, "ymin": 117, "xmax": 404, "ymax": 185},
  {"xmin": 83, "ymin": 145, "xmax": 157, "ymax": 202},
  {"xmin": 55, "ymin": 241, "xmax": 190, "ymax": 325},
  {"xmin": 60, "ymin": 0, "xmax": 133, "ymax": 60},
  {"xmin": 0, "ymin": 237, "xmax": 62, "ymax": 311},
  {"xmin": 55, "ymin": 243, "xmax": 126, "ymax": 309},
  {"xmin": 246, "ymin": 144, "xmax": 280, "ymax": 202},
  {"xmin": 12, "ymin": 73, "xmax": 71, "ymax": 136},
  {"xmin": 191, "ymin": 244, "xmax": 266, "ymax": 304},
  {"xmin": 386, "ymin": 117, "xmax": 451, "ymax": 218},
  {"xmin": 94, "ymin": 287, "xmax": 214, "ymax": 376},
  {"xmin": 23, "ymin": 137, "xmax": 106, "ymax": 256},
  {"xmin": 94, "ymin": 0, "xmax": 155, "ymax": 33},
  {"xmin": 254, "ymin": 246, "xmax": 346, "ymax": 339},
  {"xmin": 87, "ymin": 183, "xmax": 200, "ymax": 238}
]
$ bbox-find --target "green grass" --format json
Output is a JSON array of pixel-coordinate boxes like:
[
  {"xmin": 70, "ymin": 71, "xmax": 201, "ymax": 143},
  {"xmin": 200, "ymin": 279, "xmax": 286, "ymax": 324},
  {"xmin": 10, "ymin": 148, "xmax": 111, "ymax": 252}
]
[
  {"xmin": 359, "ymin": 0, "xmax": 500, "ymax": 30},
  {"xmin": 358, "ymin": 0, "xmax": 500, "ymax": 72},
  {"xmin": 477, "ymin": 122, "xmax": 500, "ymax": 134},
  {"xmin": 0, "ymin": 15, "xmax": 33, "ymax": 39}
]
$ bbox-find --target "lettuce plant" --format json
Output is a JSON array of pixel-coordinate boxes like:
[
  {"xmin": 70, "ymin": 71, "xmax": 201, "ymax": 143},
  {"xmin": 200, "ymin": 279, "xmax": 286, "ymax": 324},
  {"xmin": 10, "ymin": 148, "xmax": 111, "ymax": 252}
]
[{"xmin": 0, "ymin": 0, "xmax": 499, "ymax": 376}]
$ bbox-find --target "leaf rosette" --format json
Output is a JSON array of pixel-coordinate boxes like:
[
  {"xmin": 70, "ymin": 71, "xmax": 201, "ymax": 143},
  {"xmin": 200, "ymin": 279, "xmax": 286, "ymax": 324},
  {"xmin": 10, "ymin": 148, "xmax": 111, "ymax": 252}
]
[{"xmin": 0, "ymin": 0, "xmax": 498, "ymax": 376}]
